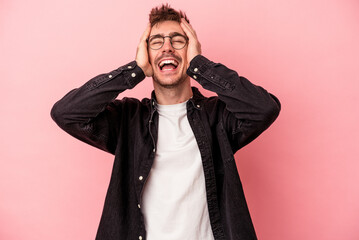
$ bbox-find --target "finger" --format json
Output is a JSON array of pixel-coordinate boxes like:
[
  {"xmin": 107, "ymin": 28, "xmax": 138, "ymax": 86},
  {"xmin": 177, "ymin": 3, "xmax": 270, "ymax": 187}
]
[
  {"xmin": 180, "ymin": 18, "xmax": 194, "ymax": 36},
  {"xmin": 181, "ymin": 23, "xmax": 196, "ymax": 42},
  {"xmin": 180, "ymin": 18, "xmax": 197, "ymax": 39},
  {"xmin": 140, "ymin": 23, "xmax": 152, "ymax": 42}
]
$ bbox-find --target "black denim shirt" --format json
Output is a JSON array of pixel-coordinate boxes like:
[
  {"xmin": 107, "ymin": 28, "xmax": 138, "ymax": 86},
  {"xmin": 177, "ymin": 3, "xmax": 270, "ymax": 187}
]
[{"xmin": 51, "ymin": 55, "xmax": 280, "ymax": 240}]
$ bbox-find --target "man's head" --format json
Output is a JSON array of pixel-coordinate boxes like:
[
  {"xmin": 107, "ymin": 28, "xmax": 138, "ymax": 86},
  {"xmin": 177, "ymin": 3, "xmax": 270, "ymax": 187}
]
[{"xmin": 148, "ymin": 4, "xmax": 190, "ymax": 89}]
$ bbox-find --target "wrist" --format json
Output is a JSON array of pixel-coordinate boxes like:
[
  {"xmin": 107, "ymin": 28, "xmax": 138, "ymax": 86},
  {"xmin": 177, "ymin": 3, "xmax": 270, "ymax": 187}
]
[{"xmin": 136, "ymin": 61, "xmax": 152, "ymax": 77}]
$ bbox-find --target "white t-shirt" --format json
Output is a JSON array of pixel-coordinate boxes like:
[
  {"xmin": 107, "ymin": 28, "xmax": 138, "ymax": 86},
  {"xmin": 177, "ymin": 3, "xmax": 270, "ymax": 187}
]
[{"xmin": 142, "ymin": 101, "xmax": 214, "ymax": 240}]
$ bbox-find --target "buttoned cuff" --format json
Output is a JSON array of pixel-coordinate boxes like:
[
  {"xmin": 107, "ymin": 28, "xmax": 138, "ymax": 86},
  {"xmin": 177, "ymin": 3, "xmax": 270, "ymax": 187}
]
[
  {"xmin": 116, "ymin": 61, "xmax": 146, "ymax": 88},
  {"xmin": 187, "ymin": 55, "xmax": 213, "ymax": 81},
  {"xmin": 186, "ymin": 55, "xmax": 235, "ymax": 91}
]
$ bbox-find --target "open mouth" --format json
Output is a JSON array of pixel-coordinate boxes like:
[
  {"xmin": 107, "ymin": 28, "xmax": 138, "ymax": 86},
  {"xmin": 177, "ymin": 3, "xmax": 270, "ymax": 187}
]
[{"xmin": 158, "ymin": 59, "xmax": 179, "ymax": 71}]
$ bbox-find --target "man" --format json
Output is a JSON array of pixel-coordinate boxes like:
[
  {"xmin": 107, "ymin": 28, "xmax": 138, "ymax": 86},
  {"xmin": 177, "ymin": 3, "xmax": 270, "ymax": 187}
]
[{"xmin": 51, "ymin": 4, "xmax": 280, "ymax": 240}]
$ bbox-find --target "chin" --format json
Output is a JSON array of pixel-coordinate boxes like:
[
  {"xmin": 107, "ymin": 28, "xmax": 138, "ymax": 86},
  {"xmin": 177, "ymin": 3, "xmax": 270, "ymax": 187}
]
[{"xmin": 153, "ymin": 74, "xmax": 187, "ymax": 89}]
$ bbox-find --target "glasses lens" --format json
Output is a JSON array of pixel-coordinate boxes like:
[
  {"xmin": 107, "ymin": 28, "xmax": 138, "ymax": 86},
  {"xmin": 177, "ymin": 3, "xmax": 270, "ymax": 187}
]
[
  {"xmin": 149, "ymin": 36, "xmax": 164, "ymax": 50},
  {"xmin": 171, "ymin": 35, "xmax": 187, "ymax": 49}
]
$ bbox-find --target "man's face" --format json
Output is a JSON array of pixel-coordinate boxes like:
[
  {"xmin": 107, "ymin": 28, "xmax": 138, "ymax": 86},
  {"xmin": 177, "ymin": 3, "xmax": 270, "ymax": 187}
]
[{"xmin": 148, "ymin": 20, "xmax": 189, "ymax": 88}]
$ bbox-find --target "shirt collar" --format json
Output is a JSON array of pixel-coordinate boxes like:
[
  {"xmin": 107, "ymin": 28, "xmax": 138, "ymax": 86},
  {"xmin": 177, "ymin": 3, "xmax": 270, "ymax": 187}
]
[{"xmin": 150, "ymin": 87, "xmax": 205, "ymax": 111}]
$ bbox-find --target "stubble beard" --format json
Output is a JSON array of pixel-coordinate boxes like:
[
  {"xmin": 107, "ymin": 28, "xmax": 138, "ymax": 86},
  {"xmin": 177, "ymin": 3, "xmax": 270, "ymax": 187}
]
[{"xmin": 152, "ymin": 72, "xmax": 188, "ymax": 89}]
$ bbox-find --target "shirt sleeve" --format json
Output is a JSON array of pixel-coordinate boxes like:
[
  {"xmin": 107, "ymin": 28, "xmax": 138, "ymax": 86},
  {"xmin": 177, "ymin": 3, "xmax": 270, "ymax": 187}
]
[
  {"xmin": 50, "ymin": 61, "xmax": 146, "ymax": 154},
  {"xmin": 187, "ymin": 55, "xmax": 281, "ymax": 151}
]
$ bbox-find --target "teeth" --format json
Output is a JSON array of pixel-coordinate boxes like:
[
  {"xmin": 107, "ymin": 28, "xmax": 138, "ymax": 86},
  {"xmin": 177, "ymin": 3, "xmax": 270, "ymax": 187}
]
[{"xmin": 159, "ymin": 59, "xmax": 178, "ymax": 67}]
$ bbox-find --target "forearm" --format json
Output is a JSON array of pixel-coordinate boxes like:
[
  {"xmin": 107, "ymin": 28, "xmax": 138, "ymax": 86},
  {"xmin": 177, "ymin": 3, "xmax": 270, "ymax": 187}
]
[
  {"xmin": 187, "ymin": 55, "xmax": 281, "ymax": 149},
  {"xmin": 50, "ymin": 61, "xmax": 145, "ymax": 153},
  {"xmin": 51, "ymin": 61, "xmax": 145, "ymax": 127},
  {"xmin": 187, "ymin": 55, "xmax": 280, "ymax": 121}
]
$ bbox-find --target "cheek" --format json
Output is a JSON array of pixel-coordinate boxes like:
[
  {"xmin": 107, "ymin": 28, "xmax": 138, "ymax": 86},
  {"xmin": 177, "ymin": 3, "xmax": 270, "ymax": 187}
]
[
  {"xmin": 148, "ymin": 50, "xmax": 156, "ymax": 65},
  {"xmin": 180, "ymin": 49, "xmax": 188, "ymax": 63}
]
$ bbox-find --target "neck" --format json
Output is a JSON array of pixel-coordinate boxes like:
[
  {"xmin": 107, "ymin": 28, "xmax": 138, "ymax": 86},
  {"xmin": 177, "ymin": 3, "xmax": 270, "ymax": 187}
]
[{"xmin": 153, "ymin": 79, "xmax": 193, "ymax": 105}]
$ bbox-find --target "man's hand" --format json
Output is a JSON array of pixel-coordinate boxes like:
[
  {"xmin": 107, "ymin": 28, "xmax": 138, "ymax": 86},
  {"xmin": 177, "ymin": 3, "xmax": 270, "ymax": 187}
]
[
  {"xmin": 136, "ymin": 23, "xmax": 153, "ymax": 77},
  {"xmin": 180, "ymin": 18, "xmax": 202, "ymax": 68}
]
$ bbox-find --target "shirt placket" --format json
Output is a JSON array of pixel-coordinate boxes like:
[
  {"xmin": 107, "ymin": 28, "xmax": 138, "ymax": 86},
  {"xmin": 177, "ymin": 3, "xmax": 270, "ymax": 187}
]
[{"xmin": 187, "ymin": 102, "xmax": 226, "ymax": 240}]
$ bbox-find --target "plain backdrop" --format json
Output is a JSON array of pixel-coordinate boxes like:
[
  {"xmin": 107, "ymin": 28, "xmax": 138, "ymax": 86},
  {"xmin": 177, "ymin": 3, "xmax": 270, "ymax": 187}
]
[{"xmin": 1, "ymin": 0, "xmax": 359, "ymax": 239}]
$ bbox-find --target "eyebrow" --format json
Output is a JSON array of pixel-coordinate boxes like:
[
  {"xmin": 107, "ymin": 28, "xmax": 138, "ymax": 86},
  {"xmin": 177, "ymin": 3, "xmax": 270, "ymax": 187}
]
[{"xmin": 149, "ymin": 32, "xmax": 185, "ymax": 38}]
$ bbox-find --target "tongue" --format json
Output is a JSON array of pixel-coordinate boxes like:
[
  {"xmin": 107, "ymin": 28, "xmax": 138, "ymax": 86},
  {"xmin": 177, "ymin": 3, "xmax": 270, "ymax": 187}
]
[{"xmin": 162, "ymin": 64, "xmax": 176, "ymax": 70}]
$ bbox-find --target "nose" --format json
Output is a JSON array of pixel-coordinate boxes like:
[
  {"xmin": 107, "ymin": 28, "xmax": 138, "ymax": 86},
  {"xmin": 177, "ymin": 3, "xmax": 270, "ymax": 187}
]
[{"xmin": 162, "ymin": 37, "xmax": 174, "ymax": 52}]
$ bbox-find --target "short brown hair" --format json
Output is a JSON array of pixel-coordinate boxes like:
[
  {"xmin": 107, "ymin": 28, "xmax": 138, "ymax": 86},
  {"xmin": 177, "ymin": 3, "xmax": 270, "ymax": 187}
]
[{"xmin": 149, "ymin": 3, "xmax": 190, "ymax": 27}]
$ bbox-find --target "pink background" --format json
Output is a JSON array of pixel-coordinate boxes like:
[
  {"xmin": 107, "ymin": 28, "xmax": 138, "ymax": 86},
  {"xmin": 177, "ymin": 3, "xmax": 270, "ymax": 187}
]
[{"xmin": 1, "ymin": 0, "xmax": 359, "ymax": 239}]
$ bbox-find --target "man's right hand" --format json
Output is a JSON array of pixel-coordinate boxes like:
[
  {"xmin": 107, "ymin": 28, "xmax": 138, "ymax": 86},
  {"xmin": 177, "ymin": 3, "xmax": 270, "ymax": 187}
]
[{"xmin": 136, "ymin": 23, "xmax": 153, "ymax": 77}]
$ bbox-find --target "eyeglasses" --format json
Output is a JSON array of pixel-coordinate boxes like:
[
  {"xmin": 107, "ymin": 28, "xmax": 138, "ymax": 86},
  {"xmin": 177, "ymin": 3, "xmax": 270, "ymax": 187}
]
[{"xmin": 147, "ymin": 34, "xmax": 188, "ymax": 50}]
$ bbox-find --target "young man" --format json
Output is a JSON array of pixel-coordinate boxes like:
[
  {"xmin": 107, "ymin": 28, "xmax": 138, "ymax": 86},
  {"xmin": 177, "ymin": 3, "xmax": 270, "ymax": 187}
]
[{"xmin": 51, "ymin": 4, "xmax": 280, "ymax": 240}]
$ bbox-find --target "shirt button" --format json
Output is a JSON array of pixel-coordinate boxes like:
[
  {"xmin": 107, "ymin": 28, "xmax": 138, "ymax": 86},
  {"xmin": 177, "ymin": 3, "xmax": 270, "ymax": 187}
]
[
  {"xmin": 139, "ymin": 236, "xmax": 143, "ymax": 240},
  {"xmin": 138, "ymin": 204, "xmax": 141, "ymax": 209},
  {"xmin": 131, "ymin": 73, "xmax": 136, "ymax": 77},
  {"xmin": 196, "ymin": 104, "xmax": 200, "ymax": 108},
  {"xmin": 128, "ymin": 65, "xmax": 132, "ymax": 69},
  {"xmin": 139, "ymin": 176, "xmax": 143, "ymax": 181},
  {"xmin": 108, "ymin": 74, "xmax": 112, "ymax": 78},
  {"xmin": 193, "ymin": 75, "xmax": 197, "ymax": 79},
  {"xmin": 194, "ymin": 68, "xmax": 198, "ymax": 72},
  {"xmin": 153, "ymin": 148, "xmax": 155, "ymax": 152}
]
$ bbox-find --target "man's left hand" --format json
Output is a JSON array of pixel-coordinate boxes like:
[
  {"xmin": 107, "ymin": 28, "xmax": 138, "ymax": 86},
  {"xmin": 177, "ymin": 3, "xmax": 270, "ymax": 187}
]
[{"xmin": 180, "ymin": 18, "xmax": 202, "ymax": 69}]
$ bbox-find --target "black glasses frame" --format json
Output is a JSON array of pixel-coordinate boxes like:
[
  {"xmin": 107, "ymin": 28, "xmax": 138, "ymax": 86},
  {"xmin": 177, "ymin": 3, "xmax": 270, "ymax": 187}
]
[{"xmin": 146, "ymin": 34, "xmax": 189, "ymax": 50}]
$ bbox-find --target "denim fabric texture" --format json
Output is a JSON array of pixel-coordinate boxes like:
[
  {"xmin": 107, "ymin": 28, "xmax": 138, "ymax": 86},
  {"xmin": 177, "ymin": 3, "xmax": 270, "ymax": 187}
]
[{"xmin": 51, "ymin": 55, "xmax": 281, "ymax": 240}]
